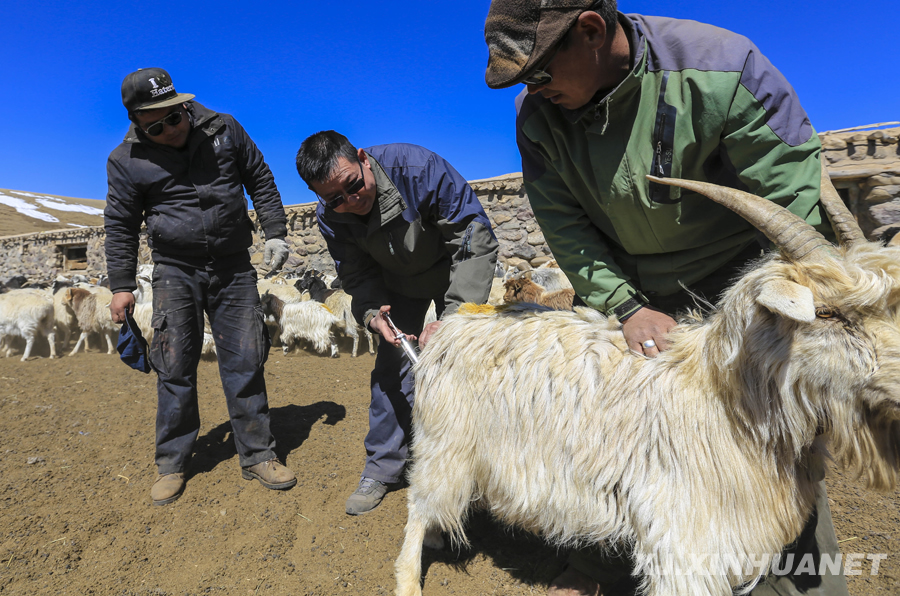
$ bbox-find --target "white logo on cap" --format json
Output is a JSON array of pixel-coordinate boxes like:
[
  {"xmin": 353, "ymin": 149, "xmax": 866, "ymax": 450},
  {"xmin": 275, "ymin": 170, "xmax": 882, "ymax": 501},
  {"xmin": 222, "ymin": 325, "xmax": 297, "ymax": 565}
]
[{"xmin": 148, "ymin": 77, "xmax": 159, "ymax": 89}]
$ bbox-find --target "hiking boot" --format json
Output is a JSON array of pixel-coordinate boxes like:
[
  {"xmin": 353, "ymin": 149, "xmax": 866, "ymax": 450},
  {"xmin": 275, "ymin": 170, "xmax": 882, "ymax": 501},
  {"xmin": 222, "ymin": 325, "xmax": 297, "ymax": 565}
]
[
  {"xmin": 151, "ymin": 472, "xmax": 185, "ymax": 506},
  {"xmin": 242, "ymin": 458, "xmax": 297, "ymax": 490},
  {"xmin": 345, "ymin": 477, "xmax": 388, "ymax": 515}
]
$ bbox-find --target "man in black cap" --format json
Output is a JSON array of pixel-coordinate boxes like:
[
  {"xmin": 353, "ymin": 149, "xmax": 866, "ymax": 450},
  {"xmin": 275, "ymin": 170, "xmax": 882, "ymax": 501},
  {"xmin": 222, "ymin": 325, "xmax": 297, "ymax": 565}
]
[
  {"xmin": 105, "ymin": 67, "xmax": 296, "ymax": 506},
  {"xmin": 484, "ymin": 2, "xmax": 847, "ymax": 595}
]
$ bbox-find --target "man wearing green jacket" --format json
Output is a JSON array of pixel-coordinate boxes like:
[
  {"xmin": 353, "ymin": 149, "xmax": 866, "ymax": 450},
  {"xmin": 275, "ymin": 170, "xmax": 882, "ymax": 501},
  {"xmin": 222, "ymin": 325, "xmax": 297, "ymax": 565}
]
[{"xmin": 484, "ymin": 1, "xmax": 847, "ymax": 595}]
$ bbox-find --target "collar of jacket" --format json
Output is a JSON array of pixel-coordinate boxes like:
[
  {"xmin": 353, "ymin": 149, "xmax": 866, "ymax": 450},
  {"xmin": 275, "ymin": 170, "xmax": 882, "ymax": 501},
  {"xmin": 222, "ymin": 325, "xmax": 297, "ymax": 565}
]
[
  {"xmin": 324, "ymin": 152, "xmax": 408, "ymax": 230},
  {"xmin": 122, "ymin": 101, "xmax": 224, "ymax": 145},
  {"xmin": 560, "ymin": 13, "xmax": 647, "ymax": 126}
]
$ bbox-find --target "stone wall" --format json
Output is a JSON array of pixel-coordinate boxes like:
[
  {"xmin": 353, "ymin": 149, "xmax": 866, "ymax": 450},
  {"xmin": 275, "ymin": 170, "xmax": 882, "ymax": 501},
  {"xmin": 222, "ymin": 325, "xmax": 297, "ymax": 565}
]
[
  {"xmin": 2, "ymin": 128, "xmax": 899, "ymax": 284},
  {"xmin": 820, "ymin": 126, "xmax": 900, "ymax": 239}
]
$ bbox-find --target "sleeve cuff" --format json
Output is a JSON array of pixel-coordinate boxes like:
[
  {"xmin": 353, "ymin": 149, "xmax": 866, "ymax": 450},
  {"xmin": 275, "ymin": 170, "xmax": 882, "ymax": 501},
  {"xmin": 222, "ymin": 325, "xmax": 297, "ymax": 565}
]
[
  {"xmin": 612, "ymin": 297, "xmax": 646, "ymax": 322},
  {"xmin": 363, "ymin": 309, "xmax": 380, "ymax": 330}
]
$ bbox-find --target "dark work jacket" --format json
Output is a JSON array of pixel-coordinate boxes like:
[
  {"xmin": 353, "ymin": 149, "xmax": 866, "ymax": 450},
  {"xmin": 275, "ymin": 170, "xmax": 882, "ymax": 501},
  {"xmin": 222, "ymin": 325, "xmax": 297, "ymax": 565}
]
[
  {"xmin": 104, "ymin": 101, "xmax": 287, "ymax": 293},
  {"xmin": 317, "ymin": 143, "xmax": 499, "ymax": 327}
]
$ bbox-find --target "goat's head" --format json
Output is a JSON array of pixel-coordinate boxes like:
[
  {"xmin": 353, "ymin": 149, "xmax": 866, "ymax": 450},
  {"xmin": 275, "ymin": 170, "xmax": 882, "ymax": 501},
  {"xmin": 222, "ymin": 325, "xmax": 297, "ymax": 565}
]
[
  {"xmin": 259, "ymin": 291, "xmax": 275, "ymax": 315},
  {"xmin": 294, "ymin": 269, "xmax": 322, "ymax": 292},
  {"xmin": 650, "ymin": 166, "xmax": 900, "ymax": 490},
  {"xmin": 503, "ymin": 276, "xmax": 527, "ymax": 303}
]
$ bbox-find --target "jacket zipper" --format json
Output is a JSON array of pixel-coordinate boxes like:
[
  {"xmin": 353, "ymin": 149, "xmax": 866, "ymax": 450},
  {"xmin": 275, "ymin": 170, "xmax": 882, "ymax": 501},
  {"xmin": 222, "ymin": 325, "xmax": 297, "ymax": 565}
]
[{"xmin": 649, "ymin": 71, "xmax": 679, "ymax": 204}]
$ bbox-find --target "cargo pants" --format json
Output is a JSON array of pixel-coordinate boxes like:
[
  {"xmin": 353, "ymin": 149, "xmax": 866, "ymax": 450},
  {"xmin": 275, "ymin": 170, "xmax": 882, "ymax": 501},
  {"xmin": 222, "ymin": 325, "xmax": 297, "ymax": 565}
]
[{"xmin": 149, "ymin": 259, "xmax": 277, "ymax": 474}]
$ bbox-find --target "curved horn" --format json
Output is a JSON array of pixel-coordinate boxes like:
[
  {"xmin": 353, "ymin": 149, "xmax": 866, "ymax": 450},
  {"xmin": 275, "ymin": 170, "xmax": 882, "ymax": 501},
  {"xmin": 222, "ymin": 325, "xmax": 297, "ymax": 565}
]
[
  {"xmin": 646, "ymin": 175, "xmax": 834, "ymax": 262},
  {"xmin": 819, "ymin": 160, "xmax": 866, "ymax": 248}
]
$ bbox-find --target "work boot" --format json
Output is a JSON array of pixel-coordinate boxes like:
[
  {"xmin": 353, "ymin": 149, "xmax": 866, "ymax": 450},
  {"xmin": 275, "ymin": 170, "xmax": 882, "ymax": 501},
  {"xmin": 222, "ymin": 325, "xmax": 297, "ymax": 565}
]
[
  {"xmin": 242, "ymin": 458, "xmax": 297, "ymax": 490},
  {"xmin": 345, "ymin": 476, "xmax": 388, "ymax": 515},
  {"xmin": 151, "ymin": 472, "xmax": 185, "ymax": 506}
]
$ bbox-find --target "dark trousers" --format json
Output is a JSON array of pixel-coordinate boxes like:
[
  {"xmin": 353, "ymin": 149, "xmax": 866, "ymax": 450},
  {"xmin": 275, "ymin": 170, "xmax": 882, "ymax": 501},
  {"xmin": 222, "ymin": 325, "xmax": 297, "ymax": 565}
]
[
  {"xmin": 569, "ymin": 243, "xmax": 849, "ymax": 595},
  {"xmin": 149, "ymin": 260, "xmax": 276, "ymax": 474},
  {"xmin": 362, "ymin": 291, "xmax": 445, "ymax": 484}
]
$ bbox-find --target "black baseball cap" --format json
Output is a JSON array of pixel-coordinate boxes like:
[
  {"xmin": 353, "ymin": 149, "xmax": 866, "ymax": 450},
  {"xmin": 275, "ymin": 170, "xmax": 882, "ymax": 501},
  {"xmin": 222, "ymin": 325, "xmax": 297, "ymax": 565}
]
[{"xmin": 121, "ymin": 67, "xmax": 195, "ymax": 113}]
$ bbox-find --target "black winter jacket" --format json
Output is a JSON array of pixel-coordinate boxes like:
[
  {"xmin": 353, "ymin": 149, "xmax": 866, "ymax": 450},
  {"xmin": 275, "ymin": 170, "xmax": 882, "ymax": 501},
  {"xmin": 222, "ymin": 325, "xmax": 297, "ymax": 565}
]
[{"xmin": 104, "ymin": 102, "xmax": 287, "ymax": 293}]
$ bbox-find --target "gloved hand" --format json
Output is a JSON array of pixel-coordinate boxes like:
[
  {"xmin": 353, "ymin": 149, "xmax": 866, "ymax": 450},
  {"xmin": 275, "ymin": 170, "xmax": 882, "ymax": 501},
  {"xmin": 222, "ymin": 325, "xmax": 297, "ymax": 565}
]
[{"xmin": 264, "ymin": 238, "xmax": 290, "ymax": 271}]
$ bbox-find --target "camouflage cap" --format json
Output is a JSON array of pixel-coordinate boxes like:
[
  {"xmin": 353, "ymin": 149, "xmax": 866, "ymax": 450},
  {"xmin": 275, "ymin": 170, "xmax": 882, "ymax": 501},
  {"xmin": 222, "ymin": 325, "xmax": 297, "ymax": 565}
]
[
  {"xmin": 121, "ymin": 67, "xmax": 195, "ymax": 113},
  {"xmin": 484, "ymin": 0, "xmax": 596, "ymax": 89}
]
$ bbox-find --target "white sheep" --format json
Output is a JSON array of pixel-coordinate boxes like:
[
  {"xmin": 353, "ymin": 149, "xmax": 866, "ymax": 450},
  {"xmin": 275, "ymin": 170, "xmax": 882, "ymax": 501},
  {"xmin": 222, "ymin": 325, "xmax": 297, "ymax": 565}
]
[
  {"xmin": 0, "ymin": 289, "xmax": 57, "ymax": 361},
  {"xmin": 62, "ymin": 287, "xmax": 117, "ymax": 355},
  {"xmin": 259, "ymin": 292, "xmax": 340, "ymax": 357},
  {"xmin": 296, "ymin": 271, "xmax": 375, "ymax": 357},
  {"xmin": 394, "ymin": 173, "xmax": 900, "ymax": 596}
]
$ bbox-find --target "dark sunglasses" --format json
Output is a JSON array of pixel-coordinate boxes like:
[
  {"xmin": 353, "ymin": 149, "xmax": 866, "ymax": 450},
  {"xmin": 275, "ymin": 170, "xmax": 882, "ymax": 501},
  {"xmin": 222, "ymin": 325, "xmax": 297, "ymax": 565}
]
[
  {"xmin": 317, "ymin": 160, "xmax": 366, "ymax": 210},
  {"xmin": 521, "ymin": 35, "xmax": 566, "ymax": 86},
  {"xmin": 140, "ymin": 109, "xmax": 184, "ymax": 137}
]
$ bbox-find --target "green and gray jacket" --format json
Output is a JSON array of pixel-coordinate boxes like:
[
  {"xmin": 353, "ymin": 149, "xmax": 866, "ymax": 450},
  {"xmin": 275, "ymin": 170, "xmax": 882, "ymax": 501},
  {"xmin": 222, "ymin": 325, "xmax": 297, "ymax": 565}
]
[
  {"xmin": 317, "ymin": 143, "xmax": 499, "ymax": 327},
  {"xmin": 516, "ymin": 13, "xmax": 831, "ymax": 320}
]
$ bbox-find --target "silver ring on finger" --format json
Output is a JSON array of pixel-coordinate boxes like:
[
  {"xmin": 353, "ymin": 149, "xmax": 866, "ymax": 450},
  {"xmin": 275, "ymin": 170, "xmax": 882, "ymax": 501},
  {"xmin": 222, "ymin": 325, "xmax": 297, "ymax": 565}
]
[{"xmin": 642, "ymin": 339, "xmax": 656, "ymax": 349}]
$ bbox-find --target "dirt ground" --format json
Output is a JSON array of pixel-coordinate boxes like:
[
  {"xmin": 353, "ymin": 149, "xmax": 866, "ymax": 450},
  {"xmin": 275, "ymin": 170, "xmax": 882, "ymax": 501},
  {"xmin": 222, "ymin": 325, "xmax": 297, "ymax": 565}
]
[{"xmin": 0, "ymin": 346, "xmax": 898, "ymax": 596}]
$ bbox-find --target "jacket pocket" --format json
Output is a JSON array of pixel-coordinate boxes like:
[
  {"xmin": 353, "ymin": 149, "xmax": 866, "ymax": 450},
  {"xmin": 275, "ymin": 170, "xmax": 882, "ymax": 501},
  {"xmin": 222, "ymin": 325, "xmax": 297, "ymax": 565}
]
[{"xmin": 254, "ymin": 305, "xmax": 271, "ymax": 367}]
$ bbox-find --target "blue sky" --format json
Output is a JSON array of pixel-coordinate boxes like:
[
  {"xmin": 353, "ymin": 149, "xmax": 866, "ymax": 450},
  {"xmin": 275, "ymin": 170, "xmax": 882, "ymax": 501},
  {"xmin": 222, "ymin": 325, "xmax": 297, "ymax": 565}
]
[{"xmin": 1, "ymin": 0, "xmax": 896, "ymax": 205}]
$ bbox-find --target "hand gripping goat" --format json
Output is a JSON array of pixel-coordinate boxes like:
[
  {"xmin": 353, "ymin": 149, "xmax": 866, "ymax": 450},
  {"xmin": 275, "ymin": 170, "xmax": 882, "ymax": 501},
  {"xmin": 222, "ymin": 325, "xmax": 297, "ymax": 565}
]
[{"xmin": 394, "ymin": 164, "xmax": 900, "ymax": 596}]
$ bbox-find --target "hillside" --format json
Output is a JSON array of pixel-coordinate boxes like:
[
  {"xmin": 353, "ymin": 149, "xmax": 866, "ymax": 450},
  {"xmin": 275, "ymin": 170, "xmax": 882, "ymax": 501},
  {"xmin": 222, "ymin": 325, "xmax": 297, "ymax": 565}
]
[{"xmin": 0, "ymin": 188, "xmax": 105, "ymax": 238}]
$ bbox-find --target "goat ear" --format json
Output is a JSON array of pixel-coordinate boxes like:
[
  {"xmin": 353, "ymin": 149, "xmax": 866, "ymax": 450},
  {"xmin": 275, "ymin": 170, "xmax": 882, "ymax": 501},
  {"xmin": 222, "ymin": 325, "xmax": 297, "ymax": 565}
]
[{"xmin": 756, "ymin": 280, "xmax": 815, "ymax": 322}]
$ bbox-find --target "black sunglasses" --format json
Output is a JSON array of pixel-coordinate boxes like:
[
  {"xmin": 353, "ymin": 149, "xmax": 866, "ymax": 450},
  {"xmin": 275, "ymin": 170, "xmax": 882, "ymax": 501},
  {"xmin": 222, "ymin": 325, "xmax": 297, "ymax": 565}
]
[
  {"xmin": 140, "ymin": 109, "xmax": 184, "ymax": 137},
  {"xmin": 317, "ymin": 160, "xmax": 366, "ymax": 210},
  {"xmin": 522, "ymin": 40, "xmax": 564, "ymax": 87}
]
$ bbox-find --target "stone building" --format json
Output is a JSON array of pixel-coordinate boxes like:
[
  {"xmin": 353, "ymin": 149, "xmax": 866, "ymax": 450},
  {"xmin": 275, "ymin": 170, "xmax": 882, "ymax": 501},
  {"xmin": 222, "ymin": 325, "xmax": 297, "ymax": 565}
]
[
  {"xmin": 820, "ymin": 125, "xmax": 900, "ymax": 239},
  {"xmin": 1, "ymin": 125, "xmax": 898, "ymax": 284}
]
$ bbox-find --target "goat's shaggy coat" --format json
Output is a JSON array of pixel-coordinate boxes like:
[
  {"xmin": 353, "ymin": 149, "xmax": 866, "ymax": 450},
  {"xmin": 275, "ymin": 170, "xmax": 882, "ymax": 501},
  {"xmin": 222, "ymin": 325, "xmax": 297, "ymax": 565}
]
[
  {"xmin": 259, "ymin": 292, "xmax": 340, "ymax": 357},
  {"xmin": 0, "ymin": 289, "xmax": 57, "ymax": 361},
  {"xmin": 62, "ymin": 287, "xmax": 117, "ymax": 355},
  {"xmin": 395, "ymin": 176, "xmax": 900, "ymax": 596}
]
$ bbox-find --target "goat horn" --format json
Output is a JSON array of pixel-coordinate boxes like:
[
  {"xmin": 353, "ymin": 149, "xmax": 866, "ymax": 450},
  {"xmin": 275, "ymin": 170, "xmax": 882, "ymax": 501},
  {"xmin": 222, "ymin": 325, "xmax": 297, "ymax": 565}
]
[
  {"xmin": 819, "ymin": 160, "xmax": 866, "ymax": 248},
  {"xmin": 646, "ymin": 175, "xmax": 834, "ymax": 262}
]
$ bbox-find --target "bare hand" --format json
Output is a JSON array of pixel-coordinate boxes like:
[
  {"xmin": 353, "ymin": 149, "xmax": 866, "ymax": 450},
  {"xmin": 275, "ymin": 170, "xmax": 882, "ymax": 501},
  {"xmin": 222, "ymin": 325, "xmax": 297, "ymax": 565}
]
[
  {"xmin": 418, "ymin": 321, "xmax": 442, "ymax": 348},
  {"xmin": 369, "ymin": 305, "xmax": 418, "ymax": 348},
  {"xmin": 622, "ymin": 307, "xmax": 676, "ymax": 357},
  {"xmin": 110, "ymin": 291, "xmax": 135, "ymax": 325}
]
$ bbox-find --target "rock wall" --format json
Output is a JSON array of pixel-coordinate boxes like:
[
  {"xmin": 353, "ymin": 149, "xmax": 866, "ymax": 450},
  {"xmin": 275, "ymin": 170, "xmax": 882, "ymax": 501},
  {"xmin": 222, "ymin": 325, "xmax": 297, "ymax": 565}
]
[{"xmin": 820, "ymin": 126, "xmax": 900, "ymax": 239}]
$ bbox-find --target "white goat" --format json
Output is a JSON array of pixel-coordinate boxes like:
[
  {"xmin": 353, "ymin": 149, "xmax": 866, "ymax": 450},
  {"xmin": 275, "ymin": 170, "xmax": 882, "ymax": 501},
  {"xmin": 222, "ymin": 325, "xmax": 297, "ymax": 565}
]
[
  {"xmin": 297, "ymin": 271, "xmax": 375, "ymax": 357},
  {"xmin": 62, "ymin": 287, "xmax": 117, "ymax": 355},
  {"xmin": 530, "ymin": 261, "xmax": 572, "ymax": 292},
  {"xmin": 257, "ymin": 279, "xmax": 305, "ymax": 304},
  {"xmin": 52, "ymin": 286, "xmax": 78, "ymax": 350},
  {"xmin": 395, "ymin": 172, "xmax": 900, "ymax": 596},
  {"xmin": 0, "ymin": 289, "xmax": 57, "ymax": 361},
  {"xmin": 259, "ymin": 292, "xmax": 340, "ymax": 357}
]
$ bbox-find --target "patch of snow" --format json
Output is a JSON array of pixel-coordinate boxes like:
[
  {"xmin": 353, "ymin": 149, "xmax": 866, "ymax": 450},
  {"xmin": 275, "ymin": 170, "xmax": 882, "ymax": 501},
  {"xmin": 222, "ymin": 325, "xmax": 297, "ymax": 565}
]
[
  {"xmin": 36, "ymin": 198, "xmax": 104, "ymax": 216},
  {"xmin": 0, "ymin": 192, "xmax": 59, "ymax": 223},
  {"xmin": 67, "ymin": 224, "xmax": 89, "ymax": 228}
]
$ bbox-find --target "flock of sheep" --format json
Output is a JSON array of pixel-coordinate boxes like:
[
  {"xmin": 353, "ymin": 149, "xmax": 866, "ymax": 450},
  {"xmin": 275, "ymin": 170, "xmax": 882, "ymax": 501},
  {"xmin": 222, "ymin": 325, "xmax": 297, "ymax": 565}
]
[{"xmin": 0, "ymin": 261, "xmax": 572, "ymax": 363}]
